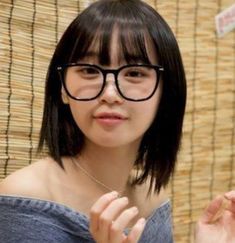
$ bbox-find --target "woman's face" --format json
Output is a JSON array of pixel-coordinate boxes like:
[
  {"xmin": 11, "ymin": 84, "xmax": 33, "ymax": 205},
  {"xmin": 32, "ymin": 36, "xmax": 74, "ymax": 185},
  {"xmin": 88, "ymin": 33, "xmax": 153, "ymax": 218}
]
[{"xmin": 64, "ymin": 31, "xmax": 162, "ymax": 149}]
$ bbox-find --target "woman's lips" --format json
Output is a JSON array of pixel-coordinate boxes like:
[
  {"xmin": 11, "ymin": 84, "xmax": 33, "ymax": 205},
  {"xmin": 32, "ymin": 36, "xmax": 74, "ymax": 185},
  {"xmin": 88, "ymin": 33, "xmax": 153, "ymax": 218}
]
[{"xmin": 94, "ymin": 112, "xmax": 128, "ymax": 126}]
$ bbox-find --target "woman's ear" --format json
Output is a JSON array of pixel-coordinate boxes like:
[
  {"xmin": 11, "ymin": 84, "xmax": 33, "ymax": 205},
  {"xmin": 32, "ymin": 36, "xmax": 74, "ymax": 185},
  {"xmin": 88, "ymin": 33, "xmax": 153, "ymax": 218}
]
[{"xmin": 61, "ymin": 89, "xmax": 69, "ymax": 104}]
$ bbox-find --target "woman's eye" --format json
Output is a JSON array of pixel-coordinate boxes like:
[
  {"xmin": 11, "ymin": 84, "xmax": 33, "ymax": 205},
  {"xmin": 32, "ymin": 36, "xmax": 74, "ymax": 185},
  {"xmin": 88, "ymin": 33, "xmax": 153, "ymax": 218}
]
[
  {"xmin": 127, "ymin": 70, "xmax": 143, "ymax": 77},
  {"xmin": 81, "ymin": 67, "xmax": 99, "ymax": 74}
]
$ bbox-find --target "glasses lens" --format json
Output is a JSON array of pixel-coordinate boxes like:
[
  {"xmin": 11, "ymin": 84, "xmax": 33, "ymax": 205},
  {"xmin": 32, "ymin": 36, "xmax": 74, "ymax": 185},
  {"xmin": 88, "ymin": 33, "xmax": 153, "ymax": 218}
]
[
  {"xmin": 117, "ymin": 66, "xmax": 157, "ymax": 100},
  {"xmin": 64, "ymin": 65, "xmax": 103, "ymax": 99}
]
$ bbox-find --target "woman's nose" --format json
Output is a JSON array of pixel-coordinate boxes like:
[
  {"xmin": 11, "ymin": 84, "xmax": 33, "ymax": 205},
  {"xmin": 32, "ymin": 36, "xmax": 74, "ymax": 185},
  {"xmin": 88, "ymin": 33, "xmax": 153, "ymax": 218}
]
[{"xmin": 98, "ymin": 73, "xmax": 124, "ymax": 104}]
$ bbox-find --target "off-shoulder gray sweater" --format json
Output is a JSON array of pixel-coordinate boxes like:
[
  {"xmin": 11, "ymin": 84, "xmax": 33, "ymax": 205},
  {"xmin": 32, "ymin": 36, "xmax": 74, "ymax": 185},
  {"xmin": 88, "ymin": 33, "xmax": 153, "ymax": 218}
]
[{"xmin": 0, "ymin": 195, "xmax": 173, "ymax": 242}]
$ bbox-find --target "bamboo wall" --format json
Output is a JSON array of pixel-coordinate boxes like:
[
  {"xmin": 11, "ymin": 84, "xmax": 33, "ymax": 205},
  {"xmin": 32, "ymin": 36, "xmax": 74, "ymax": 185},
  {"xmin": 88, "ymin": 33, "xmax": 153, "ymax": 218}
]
[{"xmin": 0, "ymin": 0, "xmax": 234, "ymax": 242}]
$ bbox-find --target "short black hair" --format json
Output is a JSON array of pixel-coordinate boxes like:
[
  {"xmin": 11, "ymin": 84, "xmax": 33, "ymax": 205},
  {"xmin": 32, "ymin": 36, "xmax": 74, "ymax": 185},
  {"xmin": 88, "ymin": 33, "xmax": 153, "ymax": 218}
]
[{"xmin": 38, "ymin": 0, "xmax": 187, "ymax": 193}]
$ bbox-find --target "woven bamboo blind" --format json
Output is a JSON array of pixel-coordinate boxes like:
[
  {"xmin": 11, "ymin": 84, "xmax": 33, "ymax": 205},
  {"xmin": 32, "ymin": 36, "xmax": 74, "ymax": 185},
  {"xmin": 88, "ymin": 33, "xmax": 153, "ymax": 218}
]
[{"xmin": 0, "ymin": 0, "xmax": 234, "ymax": 242}]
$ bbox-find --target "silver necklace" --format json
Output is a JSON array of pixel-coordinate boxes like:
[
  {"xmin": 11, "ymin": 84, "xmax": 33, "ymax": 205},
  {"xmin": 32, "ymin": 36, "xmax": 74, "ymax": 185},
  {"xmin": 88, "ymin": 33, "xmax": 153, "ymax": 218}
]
[{"xmin": 71, "ymin": 157, "xmax": 124, "ymax": 196}]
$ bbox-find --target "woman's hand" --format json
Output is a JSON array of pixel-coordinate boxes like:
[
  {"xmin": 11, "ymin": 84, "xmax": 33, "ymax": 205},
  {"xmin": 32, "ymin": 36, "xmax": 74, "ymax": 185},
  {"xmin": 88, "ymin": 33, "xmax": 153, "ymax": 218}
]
[
  {"xmin": 89, "ymin": 191, "xmax": 146, "ymax": 243},
  {"xmin": 195, "ymin": 190, "xmax": 235, "ymax": 243}
]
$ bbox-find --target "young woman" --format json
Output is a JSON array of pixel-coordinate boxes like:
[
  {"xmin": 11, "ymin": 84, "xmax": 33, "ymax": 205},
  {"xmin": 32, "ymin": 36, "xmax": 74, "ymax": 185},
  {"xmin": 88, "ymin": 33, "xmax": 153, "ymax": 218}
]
[{"xmin": 0, "ymin": 0, "xmax": 234, "ymax": 242}]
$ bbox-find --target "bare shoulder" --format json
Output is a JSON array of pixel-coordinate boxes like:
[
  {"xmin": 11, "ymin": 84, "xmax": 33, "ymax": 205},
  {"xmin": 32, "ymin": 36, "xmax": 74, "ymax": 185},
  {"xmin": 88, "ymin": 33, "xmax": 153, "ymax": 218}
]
[{"xmin": 0, "ymin": 157, "xmax": 57, "ymax": 200}]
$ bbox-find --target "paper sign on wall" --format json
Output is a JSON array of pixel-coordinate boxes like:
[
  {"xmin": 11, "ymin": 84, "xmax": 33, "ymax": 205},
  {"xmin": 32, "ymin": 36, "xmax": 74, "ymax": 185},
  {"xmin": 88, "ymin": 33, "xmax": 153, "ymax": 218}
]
[{"xmin": 215, "ymin": 3, "xmax": 235, "ymax": 37}]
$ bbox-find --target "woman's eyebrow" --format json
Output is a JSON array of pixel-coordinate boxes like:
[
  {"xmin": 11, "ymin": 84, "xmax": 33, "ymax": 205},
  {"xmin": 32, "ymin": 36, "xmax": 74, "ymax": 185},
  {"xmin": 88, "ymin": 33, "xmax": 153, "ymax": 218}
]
[
  {"xmin": 123, "ymin": 55, "xmax": 150, "ymax": 64},
  {"xmin": 78, "ymin": 51, "xmax": 99, "ymax": 62},
  {"xmin": 83, "ymin": 51, "xmax": 98, "ymax": 58},
  {"xmin": 78, "ymin": 52, "xmax": 149, "ymax": 65}
]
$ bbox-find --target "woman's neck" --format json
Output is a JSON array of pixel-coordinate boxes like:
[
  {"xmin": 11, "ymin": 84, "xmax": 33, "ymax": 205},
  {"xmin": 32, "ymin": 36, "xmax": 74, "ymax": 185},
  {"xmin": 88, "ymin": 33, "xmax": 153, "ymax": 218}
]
[{"xmin": 74, "ymin": 140, "xmax": 140, "ymax": 195}]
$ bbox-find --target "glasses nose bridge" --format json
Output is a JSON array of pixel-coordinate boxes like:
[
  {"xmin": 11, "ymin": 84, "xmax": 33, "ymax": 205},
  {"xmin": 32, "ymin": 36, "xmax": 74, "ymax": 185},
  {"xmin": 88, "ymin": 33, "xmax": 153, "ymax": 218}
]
[
  {"xmin": 103, "ymin": 69, "xmax": 118, "ymax": 81},
  {"xmin": 103, "ymin": 69, "xmax": 119, "ymax": 89},
  {"xmin": 100, "ymin": 68, "xmax": 122, "ymax": 99}
]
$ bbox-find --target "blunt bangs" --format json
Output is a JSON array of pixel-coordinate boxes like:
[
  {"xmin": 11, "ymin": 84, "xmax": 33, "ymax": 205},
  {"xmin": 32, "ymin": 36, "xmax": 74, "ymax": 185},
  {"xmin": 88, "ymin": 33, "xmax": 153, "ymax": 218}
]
[{"xmin": 68, "ymin": 0, "xmax": 152, "ymax": 65}]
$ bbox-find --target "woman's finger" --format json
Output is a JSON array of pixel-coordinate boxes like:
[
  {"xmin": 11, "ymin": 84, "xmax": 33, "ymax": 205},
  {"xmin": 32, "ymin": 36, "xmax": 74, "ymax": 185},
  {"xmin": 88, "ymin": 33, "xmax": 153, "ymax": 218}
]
[
  {"xmin": 109, "ymin": 206, "xmax": 139, "ymax": 243},
  {"xmin": 223, "ymin": 191, "xmax": 235, "ymax": 214},
  {"xmin": 224, "ymin": 199, "xmax": 235, "ymax": 214},
  {"xmin": 98, "ymin": 197, "xmax": 129, "ymax": 242},
  {"xmin": 225, "ymin": 191, "xmax": 235, "ymax": 202},
  {"xmin": 89, "ymin": 191, "xmax": 119, "ymax": 234},
  {"xmin": 226, "ymin": 202, "xmax": 235, "ymax": 214},
  {"xmin": 199, "ymin": 195, "xmax": 224, "ymax": 224},
  {"xmin": 125, "ymin": 218, "xmax": 146, "ymax": 243}
]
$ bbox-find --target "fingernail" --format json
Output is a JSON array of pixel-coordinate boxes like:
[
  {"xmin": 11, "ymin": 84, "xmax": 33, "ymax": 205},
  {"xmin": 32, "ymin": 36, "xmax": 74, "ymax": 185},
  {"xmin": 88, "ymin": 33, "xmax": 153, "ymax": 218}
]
[
  {"xmin": 111, "ymin": 191, "xmax": 119, "ymax": 198},
  {"xmin": 122, "ymin": 197, "xmax": 129, "ymax": 203},
  {"xmin": 138, "ymin": 218, "xmax": 146, "ymax": 225},
  {"xmin": 131, "ymin": 206, "xmax": 139, "ymax": 213}
]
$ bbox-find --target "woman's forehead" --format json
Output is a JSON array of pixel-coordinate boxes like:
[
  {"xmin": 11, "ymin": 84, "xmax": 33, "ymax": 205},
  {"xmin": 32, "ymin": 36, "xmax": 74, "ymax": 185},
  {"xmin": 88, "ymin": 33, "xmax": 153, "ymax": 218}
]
[{"xmin": 79, "ymin": 28, "xmax": 158, "ymax": 65}]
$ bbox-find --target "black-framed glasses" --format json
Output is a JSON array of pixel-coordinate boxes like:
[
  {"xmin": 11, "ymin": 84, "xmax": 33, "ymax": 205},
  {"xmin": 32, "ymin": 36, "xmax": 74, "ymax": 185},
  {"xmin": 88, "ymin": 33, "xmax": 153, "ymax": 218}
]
[{"xmin": 57, "ymin": 63, "xmax": 164, "ymax": 102}]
